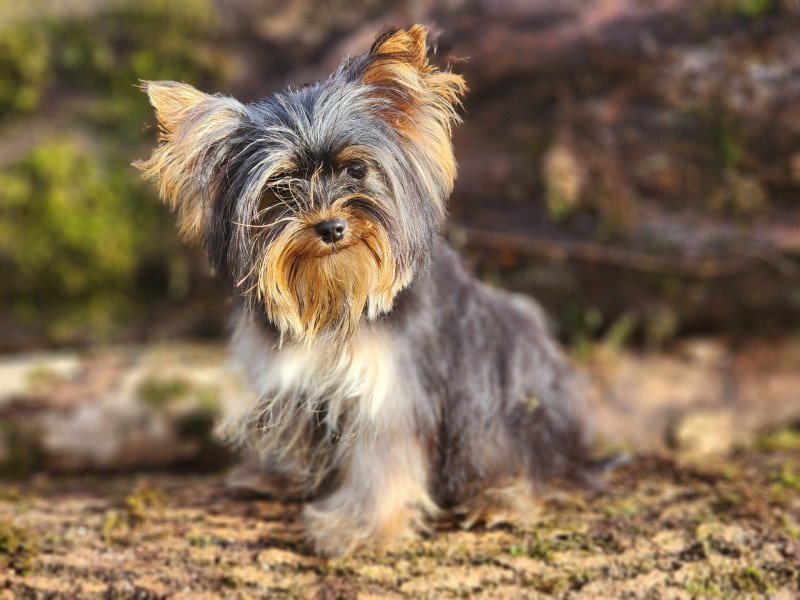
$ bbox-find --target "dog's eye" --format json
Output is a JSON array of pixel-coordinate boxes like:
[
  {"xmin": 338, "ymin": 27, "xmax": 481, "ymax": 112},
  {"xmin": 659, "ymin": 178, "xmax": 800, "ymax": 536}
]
[{"xmin": 345, "ymin": 162, "xmax": 368, "ymax": 180}]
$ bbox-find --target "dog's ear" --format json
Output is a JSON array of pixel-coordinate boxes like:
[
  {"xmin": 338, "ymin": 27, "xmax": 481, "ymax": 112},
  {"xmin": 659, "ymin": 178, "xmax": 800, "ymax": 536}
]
[
  {"xmin": 362, "ymin": 25, "xmax": 466, "ymax": 133},
  {"xmin": 135, "ymin": 81, "xmax": 245, "ymax": 244},
  {"xmin": 359, "ymin": 25, "xmax": 466, "ymax": 218}
]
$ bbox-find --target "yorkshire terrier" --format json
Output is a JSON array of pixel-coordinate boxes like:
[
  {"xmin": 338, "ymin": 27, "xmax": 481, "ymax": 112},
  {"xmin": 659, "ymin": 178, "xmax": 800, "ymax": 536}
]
[{"xmin": 137, "ymin": 25, "xmax": 597, "ymax": 556}]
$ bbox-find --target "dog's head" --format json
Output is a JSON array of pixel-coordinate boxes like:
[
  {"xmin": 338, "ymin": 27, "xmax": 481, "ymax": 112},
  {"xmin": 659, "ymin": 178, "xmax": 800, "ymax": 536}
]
[{"xmin": 136, "ymin": 25, "xmax": 465, "ymax": 345}]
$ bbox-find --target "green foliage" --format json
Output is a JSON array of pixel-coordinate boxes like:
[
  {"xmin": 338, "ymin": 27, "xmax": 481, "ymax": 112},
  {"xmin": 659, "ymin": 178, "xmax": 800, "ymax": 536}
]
[
  {"xmin": 0, "ymin": 23, "xmax": 50, "ymax": 117},
  {"xmin": 645, "ymin": 306, "xmax": 678, "ymax": 351},
  {"xmin": 0, "ymin": 0, "xmax": 229, "ymax": 344},
  {"xmin": 602, "ymin": 313, "xmax": 639, "ymax": 351},
  {"xmin": 0, "ymin": 140, "xmax": 162, "ymax": 339},
  {"xmin": 50, "ymin": 0, "xmax": 225, "ymax": 130},
  {"xmin": 732, "ymin": 0, "xmax": 776, "ymax": 18},
  {"xmin": 563, "ymin": 303, "xmax": 605, "ymax": 358},
  {"xmin": 0, "ymin": 0, "xmax": 220, "ymax": 122}
]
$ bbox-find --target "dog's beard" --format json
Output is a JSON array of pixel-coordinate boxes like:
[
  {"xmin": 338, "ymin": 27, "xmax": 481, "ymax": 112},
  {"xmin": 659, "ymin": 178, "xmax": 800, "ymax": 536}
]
[{"xmin": 255, "ymin": 206, "xmax": 399, "ymax": 346}]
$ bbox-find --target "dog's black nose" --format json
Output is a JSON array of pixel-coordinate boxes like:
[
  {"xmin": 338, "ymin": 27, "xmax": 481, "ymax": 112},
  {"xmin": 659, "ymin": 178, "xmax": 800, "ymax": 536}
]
[{"xmin": 314, "ymin": 218, "xmax": 347, "ymax": 243}]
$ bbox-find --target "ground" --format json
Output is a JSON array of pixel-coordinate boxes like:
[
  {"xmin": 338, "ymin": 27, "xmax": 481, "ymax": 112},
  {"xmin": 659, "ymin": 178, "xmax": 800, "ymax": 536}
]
[{"xmin": 1, "ymin": 435, "xmax": 799, "ymax": 599}]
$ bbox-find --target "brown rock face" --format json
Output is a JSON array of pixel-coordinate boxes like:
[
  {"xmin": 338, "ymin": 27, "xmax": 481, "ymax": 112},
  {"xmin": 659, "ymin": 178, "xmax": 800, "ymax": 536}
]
[{"xmin": 257, "ymin": 0, "xmax": 800, "ymax": 337}]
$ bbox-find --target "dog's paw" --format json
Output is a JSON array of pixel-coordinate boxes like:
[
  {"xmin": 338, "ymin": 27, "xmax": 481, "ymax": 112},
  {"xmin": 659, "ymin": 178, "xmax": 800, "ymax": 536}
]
[
  {"xmin": 302, "ymin": 500, "xmax": 424, "ymax": 556},
  {"xmin": 302, "ymin": 503, "xmax": 364, "ymax": 556},
  {"xmin": 454, "ymin": 479, "xmax": 539, "ymax": 530},
  {"xmin": 224, "ymin": 456, "xmax": 305, "ymax": 500}
]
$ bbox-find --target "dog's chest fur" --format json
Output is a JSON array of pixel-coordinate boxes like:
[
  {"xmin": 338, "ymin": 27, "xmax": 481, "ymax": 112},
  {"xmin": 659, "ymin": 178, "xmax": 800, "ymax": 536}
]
[{"xmin": 228, "ymin": 313, "xmax": 404, "ymax": 488}]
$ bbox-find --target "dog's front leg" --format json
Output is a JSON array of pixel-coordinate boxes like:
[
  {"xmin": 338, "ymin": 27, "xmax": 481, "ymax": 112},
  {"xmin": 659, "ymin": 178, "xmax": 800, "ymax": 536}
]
[{"xmin": 302, "ymin": 428, "xmax": 436, "ymax": 556}]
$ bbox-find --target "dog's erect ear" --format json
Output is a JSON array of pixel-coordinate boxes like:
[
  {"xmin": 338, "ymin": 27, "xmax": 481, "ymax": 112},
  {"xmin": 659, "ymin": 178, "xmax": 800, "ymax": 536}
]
[
  {"xmin": 135, "ymin": 81, "xmax": 245, "ymax": 244},
  {"xmin": 144, "ymin": 80, "xmax": 209, "ymax": 134},
  {"xmin": 362, "ymin": 25, "xmax": 466, "ymax": 132},
  {"xmin": 359, "ymin": 25, "xmax": 466, "ymax": 219}
]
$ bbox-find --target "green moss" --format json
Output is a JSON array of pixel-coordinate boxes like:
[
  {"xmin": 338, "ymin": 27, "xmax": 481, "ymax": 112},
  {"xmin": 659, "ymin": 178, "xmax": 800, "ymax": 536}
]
[
  {"xmin": 525, "ymin": 532, "xmax": 555, "ymax": 562},
  {"xmin": 512, "ymin": 530, "xmax": 611, "ymax": 564},
  {"xmin": 684, "ymin": 571, "xmax": 723, "ymax": 597},
  {"xmin": 41, "ymin": 531, "xmax": 66, "ymax": 550},
  {"xmin": 774, "ymin": 461, "xmax": 800, "ymax": 492},
  {"xmin": 124, "ymin": 480, "xmax": 166, "ymax": 527},
  {"xmin": 194, "ymin": 381, "xmax": 218, "ymax": 405},
  {"xmin": 684, "ymin": 565, "xmax": 777, "ymax": 597},
  {"xmin": 524, "ymin": 572, "xmax": 568, "ymax": 595},
  {"xmin": 755, "ymin": 427, "xmax": 800, "ymax": 452},
  {"xmin": 186, "ymin": 532, "xmax": 216, "ymax": 548},
  {"xmin": 567, "ymin": 569, "xmax": 593, "ymax": 591},
  {"xmin": 563, "ymin": 304, "xmax": 605, "ymax": 359},
  {"xmin": 711, "ymin": 490, "xmax": 743, "ymax": 515},
  {"xmin": 729, "ymin": 566, "xmax": 772, "ymax": 594},
  {"xmin": 101, "ymin": 510, "xmax": 128, "ymax": 545},
  {"xmin": 775, "ymin": 512, "xmax": 800, "ymax": 539},
  {"xmin": 730, "ymin": 0, "xmax": 777, "ymax": 18},
  {"xmin": 102, "ymin": 480, "xmax": 166, "ymax": 545},
  {"xmin": 602, "ymin": 497, "xmax": 644, "ymax": 518},
  {"xmin": 0, "ymin": 519, "xmax": 39, "ymax": 575},
  {"xmin": 137, "ymin": 376, "xmax": 193, "ymax": 408}
]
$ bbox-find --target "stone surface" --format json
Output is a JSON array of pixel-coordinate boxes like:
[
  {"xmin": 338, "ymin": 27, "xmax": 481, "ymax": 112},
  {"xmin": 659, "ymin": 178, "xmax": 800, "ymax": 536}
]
[
  {"xmin": 0, "ymin": 344, "xmax": 250, "ymax": 475},
  {"xmin": 1, "ymin": 336, "xmax": 798, "ymax": 475}
]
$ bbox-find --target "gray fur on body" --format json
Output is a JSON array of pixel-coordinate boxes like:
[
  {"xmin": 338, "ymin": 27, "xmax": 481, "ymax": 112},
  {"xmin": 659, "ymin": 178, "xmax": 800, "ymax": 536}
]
[{"xmin": 228, "ymin": 237, "xmax": 591, "ymax": 523}]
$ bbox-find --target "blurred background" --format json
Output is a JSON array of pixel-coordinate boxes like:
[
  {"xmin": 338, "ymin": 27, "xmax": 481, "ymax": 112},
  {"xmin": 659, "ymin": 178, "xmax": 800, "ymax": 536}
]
[
  {"xmin": 0, "ymin": 0, "xmax": 798, "ymax": 473},
  {"xmin": 0, "ymin": 2, "xmax": 799, "ymax": 595}
]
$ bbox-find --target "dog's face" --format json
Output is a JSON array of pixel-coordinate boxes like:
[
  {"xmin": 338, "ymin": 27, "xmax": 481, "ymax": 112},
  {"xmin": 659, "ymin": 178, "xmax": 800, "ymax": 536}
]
[{"xmin": 137, "ymin": 25, "xmax": 465, "ymax": 345}]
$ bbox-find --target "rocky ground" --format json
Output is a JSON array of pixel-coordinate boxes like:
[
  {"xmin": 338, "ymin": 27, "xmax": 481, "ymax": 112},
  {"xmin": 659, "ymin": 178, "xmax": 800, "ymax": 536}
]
[
  {"xmin": 0, "ymin": 340, "xmax": 799, "ymax": 598},
  {"xmin": 1, "ymin": 438, "xmax": 799, "ymax": 598}
]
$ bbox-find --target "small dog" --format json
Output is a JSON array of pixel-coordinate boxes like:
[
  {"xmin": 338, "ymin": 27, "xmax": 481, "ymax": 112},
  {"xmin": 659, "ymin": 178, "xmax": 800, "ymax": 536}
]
[{"xmin": 137, "ymin": 24, "xmax": 596, "ymax": 555}]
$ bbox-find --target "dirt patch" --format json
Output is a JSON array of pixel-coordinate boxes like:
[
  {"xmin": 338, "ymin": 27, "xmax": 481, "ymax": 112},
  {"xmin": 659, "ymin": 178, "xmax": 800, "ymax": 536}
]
[{"xmin": 1, "ymin": 440, "xmax": 798, "ymax": 598}]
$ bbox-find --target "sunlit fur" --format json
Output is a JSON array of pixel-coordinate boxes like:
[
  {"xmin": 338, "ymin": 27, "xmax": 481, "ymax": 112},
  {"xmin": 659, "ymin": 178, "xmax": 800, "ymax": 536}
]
[
  {"xmin": 138, "ymin": 25, "xmax": 597, "ymax": 557},
  {"xmin": 135, "ymin": 82, "xmax": 245, "ymax": 243},
  {"xmin": 362, "ymin": 24, "xmax": 466, "ymax": 221},
  {"xmin": 255, "ymin": 190, "xmax": 397, "ymax": 346}
]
